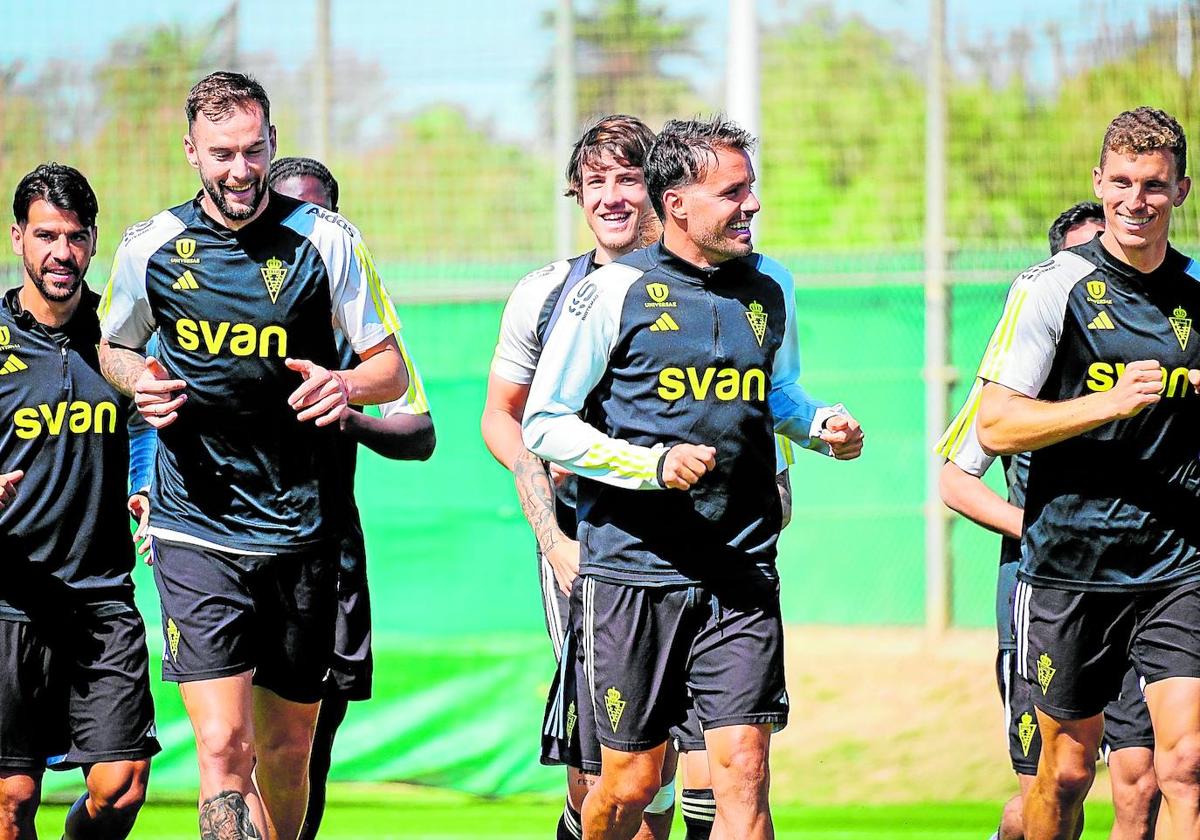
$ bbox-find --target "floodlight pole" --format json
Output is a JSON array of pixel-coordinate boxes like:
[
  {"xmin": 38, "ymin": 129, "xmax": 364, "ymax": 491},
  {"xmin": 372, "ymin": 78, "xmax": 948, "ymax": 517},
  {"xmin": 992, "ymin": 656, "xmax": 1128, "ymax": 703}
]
[
  {"xmin": 924, "ymin": 0, "xmax": 951, "ymax": 634},
  {"xmin": 315, "ymin": 0, "xmax": 332, "ymax": 164},
  {"xmin": 726, "ymin": 0, "xmax": 760, "ymax": 174},
  {"xmin": 553, "ymin": 0, "xmax": 577, "ymax": 258}
]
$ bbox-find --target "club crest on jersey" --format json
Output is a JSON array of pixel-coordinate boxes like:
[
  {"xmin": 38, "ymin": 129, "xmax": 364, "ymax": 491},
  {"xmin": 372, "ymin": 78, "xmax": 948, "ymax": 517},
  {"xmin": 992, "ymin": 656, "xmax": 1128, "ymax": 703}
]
[
  {"xmin": 1170, "ymin": 306, "xmax": 1192, "ymax": 351},
  {"xmin": 1018, "ymin": 712, "xmax": 1037, "ymax": 756},
  {"xmin": 644, "ymin": 283, "xmax": 677, "ymax": 308},
  {"xmin": 171, "ymin": 238, "xmax": 201, "ymax": 265},
  {"xmin": 746, "ymin": 301, "xmax": 768, "ymax": 347},
  {"xmin": 261, "ymin": 257, "xmax": 289, "ymax": 304},
  {"xmin": 1086, "ymin": 280, "xmax": 1112, "ymax": 305},
  {"xmin": 1037, "ymin": 653, "xmax": 1056, "ymax": 696},
  {"xmin": 604, "ymin": 687, "xmax": 626, "ymax": 733}
]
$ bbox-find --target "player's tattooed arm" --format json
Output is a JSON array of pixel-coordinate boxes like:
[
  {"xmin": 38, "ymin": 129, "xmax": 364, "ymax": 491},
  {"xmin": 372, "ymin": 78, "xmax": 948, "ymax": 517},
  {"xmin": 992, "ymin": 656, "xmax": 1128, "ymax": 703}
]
[
  {"xmin": 513, "ymin": 449, "xmax": 578, "ymax": 594},
  {"xmin": 99, "ymin": 340, "xmax": 147, "ymax": 397},
  {"xmin": 199, "ymin": 790, "xmax": 262, "ymax": 839}
]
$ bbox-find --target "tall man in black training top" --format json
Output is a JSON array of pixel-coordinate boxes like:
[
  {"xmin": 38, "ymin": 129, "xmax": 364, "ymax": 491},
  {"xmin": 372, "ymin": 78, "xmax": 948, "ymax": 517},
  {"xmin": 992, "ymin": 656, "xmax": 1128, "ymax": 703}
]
[
  {"xmin": 98, "ymin": 73, "xmax": 406, "ymax": 840},
  {"xmin": 267, "ymin": 156, "xmax": 437, "ymax": 840},
  {"xmin": 976, "ymin": 107, "xmax": 1200, "ymax": 840},
  {"xmin": 523, "ymin": 117, "xmax": 863, "ymax": 840},
  {"xmin": 0, "ymin": 164, "xmax": 159, "ymax": 839}
]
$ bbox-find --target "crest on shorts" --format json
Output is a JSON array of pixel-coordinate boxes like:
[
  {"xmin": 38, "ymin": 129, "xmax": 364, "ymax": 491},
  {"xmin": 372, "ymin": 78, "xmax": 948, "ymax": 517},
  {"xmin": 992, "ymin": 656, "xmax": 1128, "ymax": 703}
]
[
  {"xmin": 745, "ymin": 301, "xmax": 767, "ymax": 347},
  {"xmin": 604, "ymin": 687, "xmax": 626, "ymax": 733},
  {"xmin": 261, "ymin": 257, "xmax": 288, "ymax": 304},
  {"xmin": 566, "ymin": 701, "xmax": 578, "ymax": 740},
  {"xmin": 166, "ymin": 618, "xmax": 180, "ymax": 661},
  {"xmin": 1037, "ymin": 653, "xmax": 1056, "ymax": 696},
  {"xmin": 1018, "ymin": 712, "xmax": 1037, "ymax": 756},
  {"xmin": 1170, "ymin": 306, "xmax": 1192, "ymax": 351}
]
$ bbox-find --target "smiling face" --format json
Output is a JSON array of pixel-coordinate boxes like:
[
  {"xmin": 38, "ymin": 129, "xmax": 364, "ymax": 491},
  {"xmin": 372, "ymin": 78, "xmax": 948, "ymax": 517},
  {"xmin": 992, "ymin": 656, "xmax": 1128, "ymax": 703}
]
[
  {"xmin": 664, "ymin": 146, "xmax": 760, "ymax": 268},
  {"xmin": 10, "ymin": 199, "xmax": 95, "ymax": 304},
  {"xmin": 579, "ymin": 150, "xmax": 652, "ymax": 264},
  {"xmin": 184, "ymin": 102, "xmax": 276, "ymax": 229},
  {"xmin": 1093, "ymin": 147, "xmax": 1190, "ymax": 270}
]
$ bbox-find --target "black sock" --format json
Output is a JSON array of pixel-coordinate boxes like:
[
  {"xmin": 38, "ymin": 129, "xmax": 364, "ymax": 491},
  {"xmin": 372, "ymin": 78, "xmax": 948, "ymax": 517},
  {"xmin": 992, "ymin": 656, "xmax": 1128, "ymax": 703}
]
[
  {"xmin": 556, "ymin": 800, "xmax": 583, "ymax": 840},
  {"xmin": 63, "ymin": 791, "xmax": 137, "ymax": 840},
  {"xmin": 681, "ymin": 788, "xmax": 715, "ymax": 840},
  {"xmin": 298, "ymin": 695, "xmax": 350, "ymax": 840}
]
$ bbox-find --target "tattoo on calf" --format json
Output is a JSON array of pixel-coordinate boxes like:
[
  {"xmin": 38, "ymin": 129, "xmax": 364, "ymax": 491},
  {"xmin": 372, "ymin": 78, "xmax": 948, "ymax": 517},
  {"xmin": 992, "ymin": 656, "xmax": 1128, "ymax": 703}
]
[{"xmin": 199, "ymin": 790, "xmax": 261, "ymax": 840}]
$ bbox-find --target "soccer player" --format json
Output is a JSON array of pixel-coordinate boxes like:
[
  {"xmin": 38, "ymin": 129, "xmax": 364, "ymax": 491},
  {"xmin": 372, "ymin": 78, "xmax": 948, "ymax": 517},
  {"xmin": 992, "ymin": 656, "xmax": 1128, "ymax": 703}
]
[
  {"xmin": 267, "ymin": 157, "xmax": 436, "ymax": 840},
  {"xmin": 938, "ymin": 201, "xmax": 1159, "ymax": 840},
  {"xmin": 482, "ymin": 114, "xmax": 678, "ymax": 840},
  {"xmin": 523, "ymin": 116, "xmax": 863, "ymax": 840},
  {"xmin": 974, "ymin": 107, "xmax": 1200, "ymax": 840},
  {"xmin": 98, "ymin": 72, "xmax": 406, "ymax": 840},
  {"xmin": 0, "ymin": 164, "xmax": 159, "ymax": 838}
]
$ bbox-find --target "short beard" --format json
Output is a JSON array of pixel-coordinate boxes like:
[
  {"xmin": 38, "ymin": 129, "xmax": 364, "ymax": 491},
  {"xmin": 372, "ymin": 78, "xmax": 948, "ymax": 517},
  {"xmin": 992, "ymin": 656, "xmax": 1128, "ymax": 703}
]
[
  {"xmin": 26, "ymin": 257, "xmax": 82, "ymax": 303},
  {"xmin": 201, "ymin": 171, "xmax": 266, "ymax": 222}
]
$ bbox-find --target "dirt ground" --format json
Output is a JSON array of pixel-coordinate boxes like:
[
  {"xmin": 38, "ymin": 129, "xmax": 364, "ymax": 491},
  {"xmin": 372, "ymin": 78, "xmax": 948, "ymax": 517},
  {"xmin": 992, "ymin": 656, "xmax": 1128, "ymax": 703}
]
[{"xmin": 770, "ymin": 626, "xmax": 1121, "ymax": 805}]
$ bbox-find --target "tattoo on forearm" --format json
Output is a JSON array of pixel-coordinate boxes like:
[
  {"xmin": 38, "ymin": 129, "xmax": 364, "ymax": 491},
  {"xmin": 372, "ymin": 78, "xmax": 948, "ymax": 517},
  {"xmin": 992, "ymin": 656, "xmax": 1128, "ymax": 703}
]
[
  {"xmin": 99, "ymin": 345, "xmax": 145, "ymax": 397},
  {"xmin": 513, "ymin": 449, "xmax": 564, "ymax": 555},
  {"xmin": 199, "ymin": 790, "xmax": 262, "ymax": 840},
  {"xmin": 776, "ymin": 471, "xmax": 793, "ymax": 525}
]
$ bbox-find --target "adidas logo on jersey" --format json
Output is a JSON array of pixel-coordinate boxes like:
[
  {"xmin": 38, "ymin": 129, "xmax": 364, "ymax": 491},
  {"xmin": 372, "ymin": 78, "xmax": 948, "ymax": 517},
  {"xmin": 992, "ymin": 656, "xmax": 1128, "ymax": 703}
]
[
  {"xmin": 1087, "ymin": 311, "xmax": 1115, "ymax": 330},
  {"xmin": 172, "ymin": 271, "xmax": 200, "ymax": 291},
  {"xmin": 650, "ymin": 313, "xmax": 679, "ymax": 332},
  {"xmin": 0, "ymin": 354, "xmax": 27, "ymax": 375}
]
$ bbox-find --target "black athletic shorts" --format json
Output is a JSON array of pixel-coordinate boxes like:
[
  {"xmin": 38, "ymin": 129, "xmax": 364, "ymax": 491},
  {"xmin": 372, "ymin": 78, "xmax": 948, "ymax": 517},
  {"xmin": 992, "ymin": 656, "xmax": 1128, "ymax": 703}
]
[
  {"xmin": 576, "ymin": 574, "xmax": 787, "ymax": 752},
  {"xmin": 538, "ymin": 552, "xmax": 571, "ymax": 660},
  {"xmin": 541, "ymin": 619, "xmax": 602, "ymax": 775},
  {"xmin": 997, "ymin": 648, "xmax": 1153, "ymax": 774},
  {"xmin": 1014, "ymin": 578, "xmax": 1200, "ymax": 719},
  {"xmin": 1100, "ymin": 665, "xmax": 1155, "ymax": 757},
  {"xmin": 0, "ymin": 602, "xmax": 160, "ymax": 772},
  {"xmin": 153, "ymin": 540, "xmax": 337, "ymax": 704},
  {"xmin": 671, "ymin": 704, "xmax": 707, "ymax": 754},
  {"xmin": 328, "ymin": 534, "xmax": 372, "ymax": 701}
]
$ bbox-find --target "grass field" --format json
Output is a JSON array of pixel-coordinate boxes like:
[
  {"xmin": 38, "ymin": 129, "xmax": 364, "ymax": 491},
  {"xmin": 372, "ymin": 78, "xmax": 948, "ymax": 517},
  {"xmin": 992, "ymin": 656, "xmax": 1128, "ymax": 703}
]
[{"xmin": 35, "ymin": 788, "xmax": 1123, "ymax": 839}]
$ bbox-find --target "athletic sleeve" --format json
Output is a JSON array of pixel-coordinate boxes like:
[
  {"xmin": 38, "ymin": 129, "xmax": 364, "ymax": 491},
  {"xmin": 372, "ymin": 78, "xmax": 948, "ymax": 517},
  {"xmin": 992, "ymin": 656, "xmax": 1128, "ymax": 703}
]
[
  {"xmin": 934, "ymin": 378, "xmax": 994, "ymax": 477},
  {"xmin": 377, "ymin": 333, "xmax": 431, "ymax": 417},
  {"xmin": 522, "ymin": 265, "xmax": 667, "ymax": 490},
  {"xmin": 491, "ymin": 262, "xmax": 568, "ymax": 385},
  {"xmin": 126, "ymin": 334, "xmax": 161, "ymax": 495},
  {"xmin": 974, "ymin": 253, "xmax": 1092, "ymax": 397},
  {"xmin": 757, "ymin": 256, "xmax": 841, "ymax": 454},
  {"xmin": 99, "ymin": 227, "xmax": 162, "ymax": 348},
  {"xmin": 333, "ymin": 235, "xmax": 399, "ymax": 353}
]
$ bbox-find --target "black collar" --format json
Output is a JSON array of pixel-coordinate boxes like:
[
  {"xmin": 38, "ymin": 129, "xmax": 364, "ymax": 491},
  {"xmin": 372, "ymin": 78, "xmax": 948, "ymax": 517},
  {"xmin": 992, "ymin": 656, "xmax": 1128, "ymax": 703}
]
[
  {"xmin": 3, "ymin": 284, "xmax": 100, "ymax": 344},
  {"xmin": 646, "ymin": 240, "xmax": 754, "ymax": 286}
]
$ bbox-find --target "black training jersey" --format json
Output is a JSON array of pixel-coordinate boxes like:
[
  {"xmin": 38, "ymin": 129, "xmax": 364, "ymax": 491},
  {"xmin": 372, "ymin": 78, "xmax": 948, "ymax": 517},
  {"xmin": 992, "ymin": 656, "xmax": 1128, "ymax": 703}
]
[
  {"xmin": 977, "ymin": 237, "xmax": 1200, "ymax": 591},
  {"xmin": 0, "ymin": 286, "xmax": 134, "ymax": 618},
  {"xmin": 100, "ymin": 192, "xmax": 398, "ymax": 553},
  {"xmin": 522, "ymin": 242, "xmax": 831, "ymax": 586}
]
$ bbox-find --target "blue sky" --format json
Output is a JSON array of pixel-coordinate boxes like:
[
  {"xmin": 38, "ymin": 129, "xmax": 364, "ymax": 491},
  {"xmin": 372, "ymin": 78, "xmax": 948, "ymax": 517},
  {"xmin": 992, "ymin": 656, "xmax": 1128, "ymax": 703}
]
[{"xmin": 4, "ymin": 0, "xmax": 1179, "ymax": 141}]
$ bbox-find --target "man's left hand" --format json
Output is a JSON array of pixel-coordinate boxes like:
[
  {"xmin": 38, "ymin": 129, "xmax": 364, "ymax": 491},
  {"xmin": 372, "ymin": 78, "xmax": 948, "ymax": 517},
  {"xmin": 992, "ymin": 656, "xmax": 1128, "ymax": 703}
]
[
  {"xmin": 127, "ymin": 493, "xmax": 153, "ymax": 562},
  {"xmin": 820, "ymin": 413, "xmax": 864, "ymax": 460},
  {"xmin": 286, "ymin": 358, "xmax": 350, "ymax": 427}
]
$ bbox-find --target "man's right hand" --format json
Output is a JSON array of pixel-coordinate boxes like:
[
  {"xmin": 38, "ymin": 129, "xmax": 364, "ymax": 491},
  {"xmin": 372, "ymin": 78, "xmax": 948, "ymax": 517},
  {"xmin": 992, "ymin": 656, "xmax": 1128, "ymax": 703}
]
[
  {"xmin": 1107, "ymin": 359, "xmax": 1163, "ymax": 419},
  {"xmin": 661, "ymin": 444, "xmax": 717, "ymax": 491},
  {"xmin": 134, "ymin": 356, "xmax": 187, "ymax": 429},
  {"xmin": 545, "ymin": 539, "xmax": 580, "ymax": 596},
  {"xmin": 0, "ymin": 470, "xmax": 23, "ymax": 509}
]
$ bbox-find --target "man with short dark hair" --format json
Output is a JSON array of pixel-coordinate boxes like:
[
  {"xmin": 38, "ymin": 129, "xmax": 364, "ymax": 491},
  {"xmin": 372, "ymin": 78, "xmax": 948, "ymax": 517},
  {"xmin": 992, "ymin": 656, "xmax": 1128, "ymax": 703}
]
[
  {"xmin": 939, "ymin": 201, "xmax": 1160, "ymax": 840},
  {"xmin": 483, "ymin": 114, "xmax": 679, "ymax": 840},
  {"xmin": 976, "ymin": 106, "xmax": 1200, "ymax": 840},
  {"xmin": 98, "ymin": 72, "xmax": 407, "ymax": 839},
  {"xmin": 523, "ymin": 116, "xmax": 863, "ymax": 840},
  {"xmin": 265, "ymin": 157, "xmax": 436, "ymax": 840},
  {"xmin": 1, "ymin": 163, "xmax": 159, "ymax": 839}
]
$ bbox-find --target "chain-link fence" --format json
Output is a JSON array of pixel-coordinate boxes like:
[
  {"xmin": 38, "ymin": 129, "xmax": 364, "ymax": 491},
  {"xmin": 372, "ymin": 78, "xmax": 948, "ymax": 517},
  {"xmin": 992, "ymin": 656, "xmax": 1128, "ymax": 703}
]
[{"xmin": 3, "ymin": 0, "xmax": 1199, "ymax": 793}]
